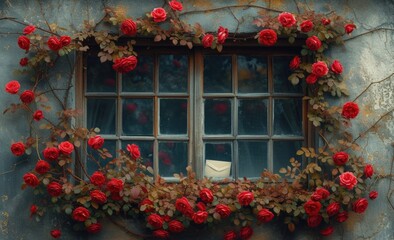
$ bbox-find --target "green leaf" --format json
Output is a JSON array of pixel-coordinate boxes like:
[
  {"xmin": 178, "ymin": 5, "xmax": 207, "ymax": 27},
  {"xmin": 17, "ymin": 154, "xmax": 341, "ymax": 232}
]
[
  {"xmin": 288, "ymin": 37, "xmax": 295, "ymax": 44},
  {"xmin": 301, "ymin": 49, "xmax": 308, "ymax": 56}
]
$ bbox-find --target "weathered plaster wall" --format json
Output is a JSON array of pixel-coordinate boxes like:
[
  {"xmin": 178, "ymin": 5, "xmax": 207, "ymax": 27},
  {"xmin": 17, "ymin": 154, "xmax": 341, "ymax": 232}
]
[{"xmin": 0, "ymin": 0, "xmax": 393, "ymax": 239}]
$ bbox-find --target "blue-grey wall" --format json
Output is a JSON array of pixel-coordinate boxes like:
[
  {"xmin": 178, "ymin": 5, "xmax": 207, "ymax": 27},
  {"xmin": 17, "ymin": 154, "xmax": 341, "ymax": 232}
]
[{"xmin": 0, "ymin": 0, "xmax": 393, "ymax": 239}]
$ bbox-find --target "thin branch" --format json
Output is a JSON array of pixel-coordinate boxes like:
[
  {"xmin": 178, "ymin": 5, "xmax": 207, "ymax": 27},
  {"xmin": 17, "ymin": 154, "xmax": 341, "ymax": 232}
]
[
  {"xmin": 344, "ymin": 27, "xmax": 394, "ymax": 42},
  {"xmin": 293, "ymin": 0, "xmax": 301, "ymax": 14},
  {"xmin": 352, "ymin": 72, "xmax": 394, "ymax": 103},
  {"xmin": 387, "ymin": 153, "xmax": 394, "ymax": 210},
  {"xmin": 0, "ymin": 17, "xmax": 60, "ymax": 36},
  {"xmin": 0, "ymin": 160, "xmax": 28, "ymax": 176},
  {"xmin": 179, "ymin": 4, "xmax": 282, "ymax": 16},
  {"xmin": 228, "ymin": 8, "xmax": 243, "ymax": 39}
]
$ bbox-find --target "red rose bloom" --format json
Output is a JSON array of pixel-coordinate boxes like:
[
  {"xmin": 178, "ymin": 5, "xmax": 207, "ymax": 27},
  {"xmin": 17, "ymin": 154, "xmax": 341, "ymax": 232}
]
[
  {"xmin": 199, "ymin": 188, "xmax": 214, "ymax": 203},
  {"xmin": 72, "ymin": 207, "xmax": 90, "ymax": 222},
  {"xmin": 127, "ymin": 143, "xmax": 141, "ymax": 159},
  {"xmin": 140, "ymin": 198, "xmax": 155, "ymax": 212},
  {"xmin": 23, "ymin": 25, "xmax": 36, "ymax": 35},
  {"xmin": 202, "ymin": 34, "xmax": 214, "ymax": 48},
  {"xmin": 352, "ymin": 198, "xmax": 368, "ymax": 213},
  {"xmin": 217, "ymin": 26, "xmax": 228, "ymax": 44},
  {"xmin": 331, "ymin": 60, "xmax": 343, "ymax": 74},
  {"xmin": 336, "ymin": 211, "xmax": 348, "ymax": 222},
  {"xmin": 258, "ymin": 29, "xmax": 278, "ymax": 46},
  {"xmin": 20, "ymin": 90, "xmax": 35, "ymax": 104},
  {"xmin": 5, "ymin": 80, "xmax": 21, "ymax": 94},
  {"xmin": 23, "ymin": 173, "xmax": 39, "ymax": 187},
  {"xmin": 50, "ymin": 229, "xmax": 61, "ymax": 239},
  {"xmin": 326, "ymin": 202, "xmax": 340, "ymax": 216},
  {"xmin": 237, "ymin": 191, "xmax": 254, "ymax": 206},
  {"xmin": 88, "ymin": 135, "xmax": 104, "ymax": 150},
  {"xmin": 304, "ymin": 200, "xmax": 322, "ymax": 216},
  {"xmin": 121, "ymin": 19, "xmax": 137, "ymax": 36},
  {"xmin": 33, "ymin": 110, "xmax": 44, "ymax": 121},
  {"xmin": 110, "ymin": 192, "xmax": 122, "ymax": 201},
  {"xmin": 321, "ymin": 18, "xmax": 331, "ymax": 25},
  {"xmin": 364, "ymin": 164, "xmax": 374, "ymax": 178},
  {"xmin": 289, "ymin": 56, "xmax": 300, "ymax": 70},
  {"xmin": 307, "ymin": 215, "xmax": 322, "ymax": 228},
  {"xmin": 90, "ymin": 190, "xmax": 107, "ymax": 204},
  {"xmin": 341, "ymin": 102, "xmax": 359, "ymax": 119},
  {"xmin": 18, "ymin": 36, "xmax": 30, "ymax": 51},
  {"xmin": 107, "ymin": 178, "xmax": 124, "ymax": 193},
  {"xmin": 86, "ymin": 223, "xmax": 102, "ymax": 233},
  {"xmin": 47, "ymin": 36, "xmax": 62, "ymax": 51},
  {"xmin": 147, "ymin": 214, "xmax": 164, "ymax": 229},
  {"xmin": 35, "ymin": 160, "xmax": 50, "ymax": 175},
  {"xmin": 300, "ymin": 20, "xmax": 314, "ymax": 32},
  {"xmin": 332, "ymin": 151, "xmax": 349, "ymax": 166},
  {"xmin": 257, "ymin": 208, "xmax": 275, "ymax": 223},
  {"xmin": 306, "ymin": 74, "xmax": 317, "ymax": 84},
  {"xmin": 153, "ymin": 229, "xmax": 169, "ymax": 239},
  {"xmin": 278, "ymin": 12, "xmax": 296, "ymax": 27},
  {"xmin": 240, "ymin": 226, "xmax": 253, "ymax": 240},
  {"xmin": 90, "ymin": 171, "xmax": 106, "ymax": 186},
  {"xmin": 47, "ymin": 182, "xmax": 63, "ymax": 197},
  {"xmin": 311, "ymin": 61, "xmax": 328, "ymax": 77},
  {"xmin": 224, "ymin": 231, "xmax": 237, "ymax": 240},
  {"xmin": 339, "ymin": 171, "xmax": 357, "ymax": 190},
  {"xmin": 151, "ymin": 7, "xmax": 167, "ymax": 23},
  {"xmin": 19, "ymin": 57, "xmax": 28, "ymax": 66},
  {"xmin": 168, "ymin": 220, "xmax": 184, "ymax": 233},
  {"xmin": 11, "ymin": 142, "xmax": 25, "ymax": 156},
  {"xmin": 113, "ymin": 56, "xmax": 138, "ymax": 73},
  {"xmin": 58, "ymin": 141, "xmax": 74, "ymax": 155},
  {"xmin": 60, "ymin": 36, "xmax": 71, "ymax": 47},
  {"xmin": 169, "ymin": 0, "xmax": 183, "ymax": 11},
  {"xmin": 193, "ymin": 210, "xmax": 208, "ymax": 224},
  {"xmin": 320, "ymin": 226, "xmax": 334, "ymax": 236},
  {"xmin": 30, "ymin": 204, "xmax": 37, "ymax": 217},
  {"xmin": 306, "ymin": 36, "xmax": 322, "ymax": 51},
  {"xmin": 43, "ymin": 147, "xmax": 60, "ymax": 161},
  {"xmin": 196, "ymin": 202, "xmax": 206, "ymax": 211},
  {"xmin": 314, "ymin": 187, "xmax": 330, "ymax": 200},
  {"xmin": 369, "ymin": 190, "xmax": 378, "ymax": 200},
  {"xmin": 345, "ymin": 23, "xmax": 356, "ymax": 34},
  {"xmin": 215, "ymin": 204, "xmax": 231, "ymax": 218},
  {"xmin": 175, "ymin": 197, "xmax": 193, "ymax": 216}
]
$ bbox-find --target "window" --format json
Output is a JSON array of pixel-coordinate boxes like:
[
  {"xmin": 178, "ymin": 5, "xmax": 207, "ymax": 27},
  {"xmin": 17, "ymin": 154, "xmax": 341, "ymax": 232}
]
[{"xmin": 80, "ymin": 45, "xmax": 308, "ymax": 180}]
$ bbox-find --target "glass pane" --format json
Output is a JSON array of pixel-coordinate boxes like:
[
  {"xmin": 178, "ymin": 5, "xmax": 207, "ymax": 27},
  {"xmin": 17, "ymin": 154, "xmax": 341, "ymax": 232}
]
[
  {"xmin": 122, "ymin": 141, "xmax": 154, "ymax": 171},
  {"xmin": 159, "ymin": 55, "xmax": 188, "ymax": 93},
  {"xmin": 158, "ymin": 141, "xmax": 188, "ymax": 177},
  {"xmin": 87, "ymin": 56, "xmax": 116, "ymax": 92},
  {"xmin": 273, "ymin": 141, "xmax": 303, "ymax": 173},
  {"xmin": 87, "ymin": 140, "xmax": 116, "ymax": 175},
  {"xmin": 238, "ymin": 141, "xmax": 268, "ymax": 178},
  {"xmin": 273, "ymin": 56, "xmax": 303, "ymax": 93},
  {"xmin": 160, "ymin": 99, "xmax": 188, "ymax": 135},
  {"xmin": 238, "ymin": 99, "xmax": 268, "ymax": 135},
  {"xmin": 204, "ymin": 55, "xmax": 232, "ymax": 93},
  {"xmin": 122, "ymin": 98, "xmax": 153, "ymax": 136},
  {"xmin": 205, "ymin": 142, "xmax": 232, "ymax": 178},
  {"xmin": 87, "ymin": 98, "xmax": 116, "ymax": 134},
  {"xmin": 204, "ymin": 99, "xmax": 232, "ymax": 135},
  {"xmin": 238, "ymin": 55, "xmax": 268, "ymax": 93},
  {"xmin": 274, "ymin": 99, "xmax": 302, "ymax": 136},
  {"xmin": 122, "ymin": 55, "xmax": 154, "ymax": 92}
]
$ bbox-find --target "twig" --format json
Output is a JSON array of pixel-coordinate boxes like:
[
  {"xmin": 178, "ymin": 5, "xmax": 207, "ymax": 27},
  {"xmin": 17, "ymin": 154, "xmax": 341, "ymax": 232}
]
[
  {"xmin": 0, "ymin": 17, "xmax": 60, "ymax": 36},
  {"xmin": 344, "ymin": 27, "xmax": 394, "ymax": 42},
  {"xmin": 352, "ymin": 72, "xmax": 394, "ymax": 103},
  {"xmin": 179, "ymin": 4, "xmax": 282, "ymax": 16},
  {"xmin": 0, "ymin": 160, "xmax": 28, "ymax": 176}
]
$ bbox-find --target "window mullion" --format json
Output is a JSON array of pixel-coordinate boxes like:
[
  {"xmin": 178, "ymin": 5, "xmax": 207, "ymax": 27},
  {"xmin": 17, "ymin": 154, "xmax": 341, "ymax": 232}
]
[
  {"xmin": 194, "ymin": 49, "xmax": 204, "ymax": 179},
  {"xmin": 153, "ymin": 54, "xmax": 159, "ymax": 177},
  {"xmin": 268, "ymin": 56, "xmax": 274, "ymax": 172},
  {"xmin": 233, "ymin": 54, "xmax": 238, "ymax": 179}
]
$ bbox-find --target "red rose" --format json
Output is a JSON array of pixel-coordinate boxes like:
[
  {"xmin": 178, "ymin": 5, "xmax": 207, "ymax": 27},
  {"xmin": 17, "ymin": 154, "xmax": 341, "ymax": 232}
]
[
  {"xmin": 300, "ymin": 20, "xmax": 314, "ymax": 32},
  {"xmin": 289, "ymin": 56, "xmax": 300, "ymax": 70},
  {"xmin": 20, "ymin": 90, "xmax": 35, "ymax": 104},
  {"xmin": 50, "ymin": 229, "xmax": 61, "ymax": 239},
  {"xmin": 369, "ymin": 190, "xmax": 378, "ymax": 200},
  {"xmin": 326, "ymin": 202, "xmax": 340, "ymax": 216},
  {"xmin": 110, "ymin": 192, "xmax": 122, "ymax": 201},
  {"xmin": 121, "ymin": 19, "xmax": 137, "ymax": 36},
  {"xmin": 107, "ymin": 178, "xmax": 124, "ymax": 193},
  {"xmin": 140, "ymin": 198, "xmax": 155, "ymax": 212},
  {"xmin": 35, "ymin": 160, "xmax": 50, "ymax": 175},
  {"xmin": 331, "ymin": 60, "xmax": 343, "ymax": 74},
  {"xmin": 237, "ymin": 191, "xmax": 254, "ymax": 206},
  {"xmin": 341, "ymin": 102, "xmax": 359, "ymax": 119},
  {"xmin": 352, "ymin": 198, "xmax": 368, "ymax": 213},
  {"xmin": 314, "ymin": 187, "xmax": 330, "ymax": 200},
  {"xmin": 30, "ymin": 204, "xmax": 38, "ymax": 217},
  {"xmin": 153, "ymin": 229, "xmax": 169, "ymax": 239},
  {"xmin": 11, "ymin": 142, "xmax": 25, "ymax": 156},
  {"xmin": 90, "ymin": 171, "xmax": 106, "ymax": 186},
  {"xmin": 147, "ymin": 214, "xmax": 164, "ymax": 229},
  {"xmin": 321, "ymin": 18, "xmax": 331, "ymax": 25},
  {"xmin": 196, "ymin": 202, "xmax": 206, "ymax": 211},
  {"xmin": 304, "ymin": 200, "xmax": 322, "ymax": 216},
  {"xmin": 88, "ymin": 135, "xmax": 104, "ymax": 150},
  {"xmin": 18, "ymin": 36, "xmax": 30, "ymax": 51},
  {"xmin": 199, "ymin": 188, "xmax": 214, "ymax": 203},
  {"xmin": 33, "ymin": 110, "xmax": 44, "ymax": 121},
  {"xmin": 90, "ymin": 190, "xmax": 107, "ymax": 204},
  {"xmin": 311, "ymin": 61, "xmax": 328, "ymax": 77},
  {"xmin": 175, "ymin": 197, "xmax": 193, "ymax": 217},
  {"xmin": 5, "ymin": 80, "xmax": 21, "ymax": 94},
  {"xmin": 23, "ymin": 173, "xmax": 39, "ymax": 187},
  {"xmin": 306, "ymin": 74, "xmax": 317, "ymax": 84},
  {"xmin": 224, "ymin": 230, "xmax": 237, "ymax": 240},
  {"xmin": 336, "ymin": 211, "xmax": 348, "ymax": 222},
  {"xmin": 364, "ymin": 164, "xmax": 374, "ymax": 178},
  {"xmin": 278, "ymin": 12, "xmax": 296, "ymax": 27},
  {"xmin": 127, "ymin": 143, "xmax": 141, "ymax": 159},
  {"xmin": 320, "ymin": 226, "xmax": 334, "ymax": 236},
  {"xmin": 151, "ymin": 7, "xmax": 167, "ymax": 23},
  {"xmin": 58, "ymin": 141, "xmax": 74, "ymax": 155},
  {"xmin": 47, "ymin": 36, "xmax": 62, "ymax": 51},
  {"xmin": 339, "ymin": 172, "xmax": 357, "ymax": 190},
  {"xmin": 60, "ymin": 36, "xmax": 71, "ymax": 47},
  {"xmin": 43, "ymin": 147, "xmax": 60, "ymax": 161},
  {"xmin": 257, "ymin": 208, "xmax": 274, "ymax": 223},
  {"xmin": 306, "ymin": 36, "xmax": 322, "ymax": 51},
  {"xmin": 202, "ymin": 34, "xmax": 214, "ymax": 48},
  {"xmin": 169, "ymin": 0, "xmax": 183, "ymax": 11},
  {"xmin": 258, "ymin": 29, "xmax": 278, "ymax": 46},
  {"xmin": 168, "ymin": 220, "xmax": 184, "ymax": 233},
  {"xmin": 86, "ymin": 223, "xmax": 102, "ymax": 233},
  {"xmin": 19, "ymin": 57, "xmax": 29, "ymax": 66},
  {"xmin": 23, "ymin": 25, "xmax": 36, "ymax": 35},
  {"xmin": 332, "ymin": 152, "xmax": 349, "ymax": 166},
  {"xmin": 113, "ymin": 56, "xmax": 138, "ymax": 73},
  {"xmin": 240, "ymin": 226, "xmax": 253, "ymax": 240},
  {"xmin": 307, "ymin": 215, "xmax": 322, "ymax": 228},
  {"xmin": 47, "ymin": 182, "xmax": 63, "ymax": 197},
  {"xmin": 215, "ymin": 204, "xmax": 231, "ymax": 218},
  {"xmin": 72, "ymin": 206, "xmax": 90, "ymax": 222},
  {"xmin": 217, "ymin": 26, "xmax": 228, "ymax": 44},
  {"xmin": 193, "ymin": 210, "xmax": 208, "ymax": 224},
  {"xmin": 345, "ymin": 24, "xmax": 356, "ymax": 34}
]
